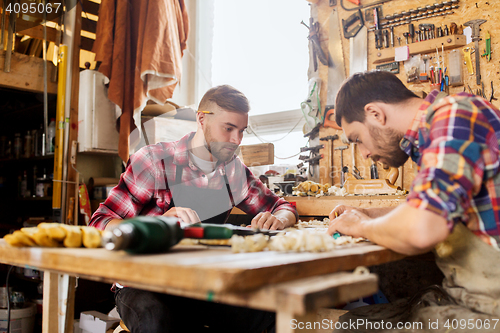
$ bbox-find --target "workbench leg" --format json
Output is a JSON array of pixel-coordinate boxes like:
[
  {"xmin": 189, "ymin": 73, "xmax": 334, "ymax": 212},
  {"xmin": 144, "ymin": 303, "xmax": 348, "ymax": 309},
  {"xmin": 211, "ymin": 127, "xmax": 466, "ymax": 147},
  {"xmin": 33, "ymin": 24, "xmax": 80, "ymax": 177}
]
[
  {"xmin": 64, "ymin": 276, "xmax": 76, "ymax": 333},
  {"xmin": 276, "ymin": 311, "xmax": 318, "ymax": 333},
  {"xmin": 42, "ymin": 272, "xmax": 75, "ymax": 333}
]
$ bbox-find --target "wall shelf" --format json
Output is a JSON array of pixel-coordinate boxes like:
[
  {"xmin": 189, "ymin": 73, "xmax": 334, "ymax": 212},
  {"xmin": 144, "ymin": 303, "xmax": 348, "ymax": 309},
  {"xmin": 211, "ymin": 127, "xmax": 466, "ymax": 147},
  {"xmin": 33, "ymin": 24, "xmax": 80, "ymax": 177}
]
[
  {"xmin": 373, "ymin": 35, "xmax": 467, "ymax": 64},
  {"xmin": 0, "ymin": 155, "xmax": 54, "ymax": 164},
  {"xmin": 16, "ymin": 196, "xmax": 52, "ymax": 201}
]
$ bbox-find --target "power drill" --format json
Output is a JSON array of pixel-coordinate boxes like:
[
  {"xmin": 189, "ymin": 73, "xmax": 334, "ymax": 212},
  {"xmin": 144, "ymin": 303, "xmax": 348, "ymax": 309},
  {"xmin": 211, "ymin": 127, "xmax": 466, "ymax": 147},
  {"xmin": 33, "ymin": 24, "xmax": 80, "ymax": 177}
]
[{"xmin": 102, "ymin": 216, "xmax": 184, "ymax": 254}]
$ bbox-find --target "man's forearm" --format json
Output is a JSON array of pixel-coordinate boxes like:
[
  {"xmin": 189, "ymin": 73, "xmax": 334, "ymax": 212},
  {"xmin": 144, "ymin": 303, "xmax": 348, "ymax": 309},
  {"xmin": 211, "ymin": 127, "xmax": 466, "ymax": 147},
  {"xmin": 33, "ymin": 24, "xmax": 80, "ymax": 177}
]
[
  {"xmin": 362, "ymin": 204, "xmax": 449, "ymax": 255},
  {"xmin": 365, "ymin": 206, "xmax": 397, "ymax": 218},
  {"xmin": 273, "ymin": 209, "xmax": 297, "ymax": 228}
]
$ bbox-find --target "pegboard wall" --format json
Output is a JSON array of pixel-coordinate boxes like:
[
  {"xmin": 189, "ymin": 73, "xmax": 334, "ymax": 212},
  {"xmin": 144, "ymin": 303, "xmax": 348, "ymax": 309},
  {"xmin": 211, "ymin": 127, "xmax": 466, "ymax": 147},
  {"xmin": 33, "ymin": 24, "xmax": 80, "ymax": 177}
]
[{"xmin": 309, "ymin": 0, "xmax": 498, "ymax": 188}]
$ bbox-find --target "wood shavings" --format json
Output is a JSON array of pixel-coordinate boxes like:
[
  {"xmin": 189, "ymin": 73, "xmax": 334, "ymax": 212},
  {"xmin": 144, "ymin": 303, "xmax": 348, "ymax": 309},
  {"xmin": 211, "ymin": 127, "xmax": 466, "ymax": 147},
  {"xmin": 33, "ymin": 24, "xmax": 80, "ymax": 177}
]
[
  {"xmin": 328, "ymin": 185, "xmax": 348, "ymax": 196},
  {"xmin": 268, "ymin": 231, "xmax": 336, "ymax": 252},
  {"xmin": 295, "ymin": 218, "xmax": 330, "ymax": 228},
  {"xmin": 292, "ymin": 181, "xmax": 330, "ymax": 197},
  {"xmin": 334, "ymin": 235, "xmax": 365, "ymax": 246},
  {"xmin": 230, "ymin": 229, "xmax": 366, "ymax": 253}
]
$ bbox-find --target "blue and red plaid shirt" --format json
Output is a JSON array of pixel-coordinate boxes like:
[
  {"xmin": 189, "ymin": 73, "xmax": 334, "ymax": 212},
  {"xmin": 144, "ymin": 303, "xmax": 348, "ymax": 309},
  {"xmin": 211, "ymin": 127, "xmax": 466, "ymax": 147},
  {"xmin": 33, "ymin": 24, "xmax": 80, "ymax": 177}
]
[
  {"xmin": 401, "ymin": 90, "xmax": 500, "ymax": 249},
  {"xmin": 90, "ymin": 132, "xmax": 297, "ymax": 230}
]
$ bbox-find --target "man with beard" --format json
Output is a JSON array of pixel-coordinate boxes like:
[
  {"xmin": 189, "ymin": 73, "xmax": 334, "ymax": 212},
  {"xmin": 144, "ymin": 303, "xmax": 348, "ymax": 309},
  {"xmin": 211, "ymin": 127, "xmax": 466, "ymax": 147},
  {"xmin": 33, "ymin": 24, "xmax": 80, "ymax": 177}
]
[
  {"xmin": 328, "ymin": 71, "xmax": 500, "ymax": 332},
  {"xmin": 90, "ymin": 85, "xmax": 297, "ymax": 332}
]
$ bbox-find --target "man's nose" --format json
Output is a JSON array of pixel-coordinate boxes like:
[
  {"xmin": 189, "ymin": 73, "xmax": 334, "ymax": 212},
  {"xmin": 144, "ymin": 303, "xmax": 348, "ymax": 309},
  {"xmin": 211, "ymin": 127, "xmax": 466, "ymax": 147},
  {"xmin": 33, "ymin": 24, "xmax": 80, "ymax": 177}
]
[{"xmin": 230, "ymin": 131, "xmax": 242, "ymax": 145}]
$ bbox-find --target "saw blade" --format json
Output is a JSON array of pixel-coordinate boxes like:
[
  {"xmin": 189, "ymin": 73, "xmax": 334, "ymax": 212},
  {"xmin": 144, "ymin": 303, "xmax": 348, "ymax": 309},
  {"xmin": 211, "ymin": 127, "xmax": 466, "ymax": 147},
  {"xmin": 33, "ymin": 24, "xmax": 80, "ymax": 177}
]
[{"xmin": 349, "ymin": 26, "xmax": 367, "ymax": 75}]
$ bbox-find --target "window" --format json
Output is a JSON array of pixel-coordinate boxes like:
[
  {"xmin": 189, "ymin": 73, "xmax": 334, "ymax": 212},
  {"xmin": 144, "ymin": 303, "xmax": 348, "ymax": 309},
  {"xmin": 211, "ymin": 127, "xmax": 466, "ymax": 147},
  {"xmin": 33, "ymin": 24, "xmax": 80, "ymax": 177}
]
[
  {"xmin": 211, "ymin": 0, "xmax": 310, "ymax": 166},
  {"xmin": 174, "ymin": 0, "xmax": 310, "ymax": 167}
]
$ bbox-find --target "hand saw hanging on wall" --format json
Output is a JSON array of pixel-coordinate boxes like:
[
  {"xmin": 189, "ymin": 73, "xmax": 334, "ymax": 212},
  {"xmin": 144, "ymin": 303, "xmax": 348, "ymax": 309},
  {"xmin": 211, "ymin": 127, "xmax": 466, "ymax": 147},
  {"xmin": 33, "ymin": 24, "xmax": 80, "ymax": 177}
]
[{"xmin": 323, "ymin": 8, "xmax": 346, "ymax": 130}]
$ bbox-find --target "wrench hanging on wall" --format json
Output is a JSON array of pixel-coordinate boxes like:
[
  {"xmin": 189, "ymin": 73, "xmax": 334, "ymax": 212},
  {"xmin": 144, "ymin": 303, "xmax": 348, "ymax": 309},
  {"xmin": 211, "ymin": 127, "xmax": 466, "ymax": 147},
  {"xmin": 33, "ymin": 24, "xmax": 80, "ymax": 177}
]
[{"xmin": 464, "ymin": 19, "xmax": 487, "ymax": 85}]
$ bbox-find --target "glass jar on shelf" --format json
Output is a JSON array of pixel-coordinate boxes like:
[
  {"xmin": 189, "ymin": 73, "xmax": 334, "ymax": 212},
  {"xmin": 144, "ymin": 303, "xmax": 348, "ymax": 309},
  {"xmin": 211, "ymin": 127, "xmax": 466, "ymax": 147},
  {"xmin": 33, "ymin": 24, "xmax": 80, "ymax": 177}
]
[
  {"xmin": 24, "ymin": 131, "xmax": 32, "ymax": 158},
  {"xmin": 13, "ymin": 133, "xmax": 22, "ymax": 159}
]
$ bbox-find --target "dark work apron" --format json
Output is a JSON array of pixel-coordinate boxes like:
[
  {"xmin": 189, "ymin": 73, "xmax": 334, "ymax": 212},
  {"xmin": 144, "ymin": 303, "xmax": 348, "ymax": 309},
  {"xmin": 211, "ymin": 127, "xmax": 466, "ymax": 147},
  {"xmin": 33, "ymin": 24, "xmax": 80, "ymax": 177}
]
[
  {"xmin": 334, "ymin": 223, "xmax": 500, "ymax": 333},
  {"xmin": 166, "ymin": 164, "xmax": 236, "ymax": 224}
]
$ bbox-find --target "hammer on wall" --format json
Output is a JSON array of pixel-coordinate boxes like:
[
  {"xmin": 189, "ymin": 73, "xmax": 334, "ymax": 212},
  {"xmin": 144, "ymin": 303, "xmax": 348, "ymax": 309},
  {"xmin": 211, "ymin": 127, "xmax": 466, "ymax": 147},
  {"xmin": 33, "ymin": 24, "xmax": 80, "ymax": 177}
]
[
  {"xmin": 335, "ymin": 145, "xmax": 349, "ymax": 187},
  {"xmin": 319, "ymin": 135, "xmax": 338, "ymax": 185}
]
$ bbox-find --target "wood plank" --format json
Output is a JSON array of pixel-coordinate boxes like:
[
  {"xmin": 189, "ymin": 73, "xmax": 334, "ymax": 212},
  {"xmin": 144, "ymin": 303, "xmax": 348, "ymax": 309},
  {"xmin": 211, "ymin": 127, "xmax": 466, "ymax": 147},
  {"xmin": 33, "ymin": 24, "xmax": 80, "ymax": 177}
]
[
  {"xmin": 65, "ymin": 277, "xmax": 77, "ymax": 333},
  {"xmin": 238, "ymin": 143, "xmax": 274, "ymax": 167},
  {"xmin": 231, "ymin": 195, "xmax": 406, "ymax": 216},
  {"xmin": 275, "ymin": 272, "xmax": 378, "ymax": 315},
  {"xmin": 0, "ymin": 50, "xmax": 58, "ymax": 94},
  {"xmin": 64, "ymin": 1, "xmax": 82, "ymax": 225},
  {"xmin": 120, "ymin": 272, "xmax": 377, "ymax": 315},
  {"xmin": 287, "ymin": 195, "xmax": 405, "ymax": 216},
  {"xmin": 42, "ymin": 272, "xmax": 59, "ymax": 333},
  {"xmin": 15, "ymin": 20, "xmax": 58, "ymax": 43},
  {"xmin": 81, "ymin": 0, "xmax": 100, "ymax": 16},
  {"xmin": 0, "ymin": 240, "xmax": 404, "ymax": 293},
  {"xmin": 373, "ymin": 35, "xmax": 467, "ymax": 64}
]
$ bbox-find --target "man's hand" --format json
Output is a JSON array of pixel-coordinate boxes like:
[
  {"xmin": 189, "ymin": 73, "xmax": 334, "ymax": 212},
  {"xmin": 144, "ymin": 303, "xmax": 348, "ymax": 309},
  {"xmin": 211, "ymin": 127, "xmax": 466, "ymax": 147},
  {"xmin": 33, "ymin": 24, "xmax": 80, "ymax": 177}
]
[
  {"xmin": 329, "ymin": 205, "xmax": 368, "ymax": 219},
  {"xmin": 163, "ymin": 207, "xmax": 201, "ymax": 224},
  {"xmin": 250, "ymin": 212, "xmax": 287, "ymax": 230},
  {"xmin": 327, "ymin": 209, "xmax": 372, "ymax": 238}
]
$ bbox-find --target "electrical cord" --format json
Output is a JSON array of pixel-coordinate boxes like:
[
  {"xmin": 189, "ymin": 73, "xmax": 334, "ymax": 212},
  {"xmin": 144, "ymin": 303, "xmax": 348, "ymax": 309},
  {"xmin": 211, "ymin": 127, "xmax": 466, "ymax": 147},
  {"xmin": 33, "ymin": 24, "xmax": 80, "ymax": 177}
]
[
  {"xmin": 274, "ymin": 151, "xmax": 302, "ymax": 160},
  {"xmin": 300, "ymin": 80, "xmax": 321, "ymax": 128},
  {"xmin": 246, "ymin": 115, "xmax": 303, "ymax": 144}
]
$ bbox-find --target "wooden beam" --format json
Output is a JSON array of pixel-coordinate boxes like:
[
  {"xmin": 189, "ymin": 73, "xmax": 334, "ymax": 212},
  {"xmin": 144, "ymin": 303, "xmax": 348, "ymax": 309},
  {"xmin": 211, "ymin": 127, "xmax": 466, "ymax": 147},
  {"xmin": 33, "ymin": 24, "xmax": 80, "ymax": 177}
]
[
  {"xmin": 42, "ymin": 272, "xmax": 59, "ymax": 333},
  {"xmin": 5, "ymin": 15, "xmax": 59, "ymax": 43},
  {"xmin": 0, "ymin": 50, "xmax": 57, "ymax": 94},
  {"xmin": 81, "ymin": 0, "xmax": 100, "ymax": 16},
  {"xmin": 16, "ymin": 23, "xmax": 58, "ymax": 43},
  {"xmin": 65, "ymin": 3, "xmax": 82, "ymax": 224}
]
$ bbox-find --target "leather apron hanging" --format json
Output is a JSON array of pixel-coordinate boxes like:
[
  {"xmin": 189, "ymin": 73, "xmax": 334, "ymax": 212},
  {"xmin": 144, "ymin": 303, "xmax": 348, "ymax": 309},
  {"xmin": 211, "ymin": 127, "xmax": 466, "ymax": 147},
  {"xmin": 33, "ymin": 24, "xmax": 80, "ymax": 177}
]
[
  {"xmin": 166, "ymin": 164, "xmax": 236, "ymax": 224},
  {"xmin": 334, "ymin": 223, "xmax": 500, "ymax": 333}
]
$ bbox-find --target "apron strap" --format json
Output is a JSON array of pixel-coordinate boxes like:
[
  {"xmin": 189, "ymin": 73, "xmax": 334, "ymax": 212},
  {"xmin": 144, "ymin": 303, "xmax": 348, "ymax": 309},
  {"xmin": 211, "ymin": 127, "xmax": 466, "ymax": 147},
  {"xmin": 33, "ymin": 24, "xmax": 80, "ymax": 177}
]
[
  {"xmin": 175, "ymin": 163, "xmax": 183, "ymax": 185},
  {"xmin": 223, "ymin": 169, "xmax": 235, "ymax": 207}
]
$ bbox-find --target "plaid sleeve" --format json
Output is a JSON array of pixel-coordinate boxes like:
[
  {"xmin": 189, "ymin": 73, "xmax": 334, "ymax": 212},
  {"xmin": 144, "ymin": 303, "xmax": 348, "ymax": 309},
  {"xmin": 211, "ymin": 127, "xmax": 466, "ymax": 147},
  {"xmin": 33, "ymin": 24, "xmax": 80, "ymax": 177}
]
[
  {"xmin": 236, "ymin": 168, "xmax": 298, "ymax": 220},
  {"xmin": 89, "ymin": 147, "xmax": 158, "ymax": 230},
  {"xmin": 407, "ymin": 100, "xmax": 497, "ymax": 227}
]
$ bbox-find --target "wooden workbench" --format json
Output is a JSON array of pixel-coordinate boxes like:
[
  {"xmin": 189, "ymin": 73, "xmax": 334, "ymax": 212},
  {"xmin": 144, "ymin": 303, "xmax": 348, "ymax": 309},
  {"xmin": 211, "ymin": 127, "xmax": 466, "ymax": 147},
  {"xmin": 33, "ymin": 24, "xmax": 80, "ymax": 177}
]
[
  {"xmin": 232, "ymin": 195, "xmax": 406, "ymax": 216},
  {"xmin": 0, "ymin": 239, "xmax": 405, "ymax": 333}
]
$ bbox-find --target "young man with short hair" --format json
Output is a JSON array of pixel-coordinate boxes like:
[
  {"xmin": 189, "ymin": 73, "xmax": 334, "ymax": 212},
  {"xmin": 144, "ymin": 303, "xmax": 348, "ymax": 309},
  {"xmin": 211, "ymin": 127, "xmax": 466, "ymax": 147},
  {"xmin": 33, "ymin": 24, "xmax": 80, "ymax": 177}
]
[
  {"xmin": 328, "ymin": 71, "xmax": 500, "ymax": 332},
  {"xmin": 90, "ymin": 85, "xmax": 297, "ymax": 332}
]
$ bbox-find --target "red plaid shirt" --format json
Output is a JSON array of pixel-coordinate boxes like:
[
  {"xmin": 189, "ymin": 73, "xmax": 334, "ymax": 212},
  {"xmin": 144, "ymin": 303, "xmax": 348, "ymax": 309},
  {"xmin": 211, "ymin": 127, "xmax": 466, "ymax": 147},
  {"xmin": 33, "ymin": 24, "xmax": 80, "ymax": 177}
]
[{"xmin": 90, "ymin": 132, "xmax": 297, "ymax": 230}]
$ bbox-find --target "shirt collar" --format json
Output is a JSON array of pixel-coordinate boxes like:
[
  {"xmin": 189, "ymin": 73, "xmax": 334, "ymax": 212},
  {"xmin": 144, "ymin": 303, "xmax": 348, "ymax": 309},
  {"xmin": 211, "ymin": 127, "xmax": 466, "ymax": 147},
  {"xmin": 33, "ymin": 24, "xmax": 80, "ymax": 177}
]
[
  {"xmin": 173, "ymin": 132, "xmax": 195, "ymax": 166},
  {"xmin": 400, "ymin": 90, "xmax": 441, "ymax": 154}
]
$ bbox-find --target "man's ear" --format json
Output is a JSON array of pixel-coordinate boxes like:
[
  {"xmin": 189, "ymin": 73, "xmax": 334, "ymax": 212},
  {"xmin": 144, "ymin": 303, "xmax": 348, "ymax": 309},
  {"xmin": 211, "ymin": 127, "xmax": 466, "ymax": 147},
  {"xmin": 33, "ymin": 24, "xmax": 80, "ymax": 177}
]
[
  {"xmin": 196, "ymin": 112, "xmax": 206, "ymax": 128},
  {"xmin": 364, "ymin": 103, "xmax": 386, "ymax": 126}
]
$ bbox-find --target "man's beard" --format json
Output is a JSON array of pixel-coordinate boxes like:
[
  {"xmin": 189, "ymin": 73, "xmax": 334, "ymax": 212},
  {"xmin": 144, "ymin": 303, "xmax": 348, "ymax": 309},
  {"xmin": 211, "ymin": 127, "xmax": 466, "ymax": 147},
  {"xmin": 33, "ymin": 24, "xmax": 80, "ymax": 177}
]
[
  {"xmin": 368, "ymin": 125, "xmax": 409, "ymax": 168},
  {"xmin": 204, "ymin": 126, "xmax": 239, "ymax": 162}
]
